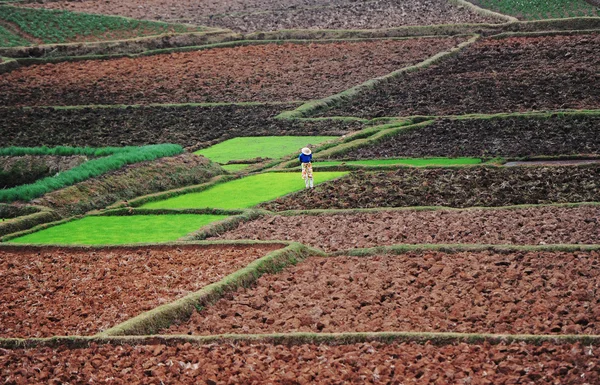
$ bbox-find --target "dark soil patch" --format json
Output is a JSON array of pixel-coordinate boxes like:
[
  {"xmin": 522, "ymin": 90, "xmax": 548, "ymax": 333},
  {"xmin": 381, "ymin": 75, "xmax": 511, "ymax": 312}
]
[
  {"xmin": 505, "ymin": 159, "xmax": 600, "ymax": 167},
  {"xmin": 213, "ymin": 205, "xmax": 600, "ymax": 251},
  {"xmin": 31, "ymin": 153, "xmax": 223, "ymax": 217},
  {"xmin": 340, "ymin": 114, "xmax": 600, "ymax": 159},
  {"xmin": 1, "ymin": 341, "xmax": 597, "ymax": 383},
  {"xmin": 0, "ymin": 38, "xmax": 465, "ymax": 107},
  {"xmin": 322, "ymin": 34, "xmax": 600, "ymax": 118},
  {"xmin": 260, "ymin": 165, "xmax": 600, "ymax": 210},
  {"xmin": 167, "ymin": 251, "xmax": 600, "ymax": 335},
  {"xmin": 0, "ymin": 155, "xmax": 88, "ymax": 189},
  {"xmin": 31, "ymin": 0, "xmax": 501, "ymax": 31},
  {"xmin": 0, "ymin": 243, "xmax": 282, "ymax": 338},
  {"xmin": 0, "ymin": 104, "xmax": 361, "ymax": 149}
]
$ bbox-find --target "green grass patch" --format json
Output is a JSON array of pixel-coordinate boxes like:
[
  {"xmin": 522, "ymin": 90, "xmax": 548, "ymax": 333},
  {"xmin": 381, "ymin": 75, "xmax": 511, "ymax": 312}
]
[
  {"xmin": 0, "ymin": 24, "xmax": 30, "ymax": 47},
  {"xmin": 314, "ymin": 158, "xmax": 483, "ymax": 167},
  {"xmin": 0, "ymin": 5, "xmax": 200, "ymax": 45},
  {"xmin": 6, "ymin": 214, "xmax": 227, "ymax": 245},
  {"xmin": 474, "ymin": 0, "xmax": 599, "ymax": 19},
  {"xmin": 195, "ymin": 136, "xmax": 337, "ymax": 164},
  {"xmin": 141, "ymin": 172, "xmax": 348, "ymax": 209},
  {"xmin": 221, "ymin": 164, "xmax": 251, "ymax": 172}
]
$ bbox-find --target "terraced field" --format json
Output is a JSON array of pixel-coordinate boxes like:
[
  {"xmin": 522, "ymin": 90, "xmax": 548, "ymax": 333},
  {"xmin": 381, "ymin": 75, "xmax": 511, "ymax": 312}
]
[{"xmin": 472, "ymin": 0, "xmax": 599, "ymax": 19}]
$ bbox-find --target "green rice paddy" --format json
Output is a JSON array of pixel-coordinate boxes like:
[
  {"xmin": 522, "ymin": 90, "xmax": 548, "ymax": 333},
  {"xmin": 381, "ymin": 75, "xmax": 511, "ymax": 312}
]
[
  {"xmin": 141, "ymin": 172, "xmax": 348, "ymax": 209},
  {"xmin": 313, "ymin": 157, "xmax": 483, "ymax": 167},
  {"xmin": 195, "ymin": 136, "xmax": 337, "ymax": 164},
  {"xmin": 7, "ymin": 214, "xmax": 227, "ymax": 245},
  {"xmin": 221, "ymin": 164, "xmax": 251, "ymax": 172}
]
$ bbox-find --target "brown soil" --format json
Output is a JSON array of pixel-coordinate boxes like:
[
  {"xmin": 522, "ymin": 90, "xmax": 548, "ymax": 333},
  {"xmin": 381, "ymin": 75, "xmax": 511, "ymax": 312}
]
[
  {"xmin": 167, "ymin": 251, "xmax": 600, "ymax": 336},
  {"xmin": 30, "ymin": 0, "xmax": 501, "ymax": 32},
  {"xmin": 323, "ymin": 34, "xmax": 600, "ymax": 118},
  {"xmin": 0, "ymin": 243, "xmax": 282, "ymax": 338},
  {"xmin": 2, "ymin": 340, "xmax": 598, "ymax": 384},
  {"xmin": 260, "ymin": 166, "xmax": 600, "ymax": 211},
  {"xmin": 213, "ymin": 205, "xmax": 600, "ymax": 251},
  {"xmin": 0, "ymin": 38, "xmax": 464, "ymax": 107},
  {"xmin": 31, "ymin": 153, "xmax": 223, "ymax": 217}
]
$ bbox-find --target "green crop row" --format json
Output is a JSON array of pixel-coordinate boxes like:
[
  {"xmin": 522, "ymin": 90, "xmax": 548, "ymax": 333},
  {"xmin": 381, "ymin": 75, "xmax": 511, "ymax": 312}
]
[
  {"xmin": 0, "ymin": 5, "xmax": 200, "ymax": 45},
  {"xmin": 0, "ymin": 144, "xmax": 183, "ymax": 203},
  {"xmin": 0, "ymin": 23, "xmax": 29, "ymax": 47},
  {"xmin": 474, "ymin": 0, "xmax": 599, "ymax": 20}
]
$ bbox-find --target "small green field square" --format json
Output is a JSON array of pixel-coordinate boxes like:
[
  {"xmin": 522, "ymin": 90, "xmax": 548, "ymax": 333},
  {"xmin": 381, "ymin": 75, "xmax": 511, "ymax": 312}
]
[{"xmin": 7, "ymin": 214, "xmax": 227, "ymax": 245}]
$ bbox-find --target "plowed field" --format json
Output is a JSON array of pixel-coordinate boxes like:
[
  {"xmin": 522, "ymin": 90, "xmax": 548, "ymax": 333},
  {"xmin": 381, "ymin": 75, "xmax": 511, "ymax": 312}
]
[
  {"xmin": 1, "ymin": 341, "xmax": 597, "ymax": 384},
  {"xmin": 0, "ymin": 244, "xmax": 281, "ymax": 338},
  {"xmin": 341, "ymin": 114, "xmax": 600, "ymax": 159},
  {"xmin": 31, "ymin": 0, "xmax": 501, "ymax": 32},
  {"xmin": 323, "ymin": 34, "xmax": 600, "ymax": 118},
  {"xmin": 213, "ymin": 205, "xmax": 600, "ymax": 251},
  {"xmin": 0, "ymin": 38, "xmax": 465, "ymax": 107},
  {"xmin": 0, "ymin": 104, "xmax": 360, "ymax": 149},
  {"xmin": 260, "ymin": 166, "xmax": 600, "ymax": 210},
  {"xmin": 166, "ymin": 251, "xmax": 600, "ymax": 335}
]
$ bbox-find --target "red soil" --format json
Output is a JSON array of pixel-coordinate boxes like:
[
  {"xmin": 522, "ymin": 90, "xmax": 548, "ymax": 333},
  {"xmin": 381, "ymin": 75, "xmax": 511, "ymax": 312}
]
[
  {"xmin": 0, "ymin": 38, "xmax": 465, "ymax": 107},
  {"xmin": 213, "ymin": 205, "xmax": 600, "ymax": 251},
  {"xmin": 0, "ymin": 244, "xmax": 282, "ymax": 338},
  {"xmin": 1, "ymin": 341, "xmax": 597, "ymax": 384},
  {"xmin": 166, "ymin": 251, "xmax": 600, "ymax": 335}
]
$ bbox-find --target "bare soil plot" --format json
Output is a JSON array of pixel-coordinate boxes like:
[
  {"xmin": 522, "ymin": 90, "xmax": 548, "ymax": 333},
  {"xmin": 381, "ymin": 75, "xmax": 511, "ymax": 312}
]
[
  {"xmin": 341, "ymin": 114, "xmax": 600, "ymax": 159},
  {"xmin": 0, "ymin": 104, "xmax": 360, "ymax": 149},
  {"xmin": 323, "ymin": 34, "xmax": 600, "ymax": 118},
  {"xmin": 260, "ymin": 165, "xmax": 600, "ymax": 210},
  {"xmin": 167, "ymin": 251, "xmax": 600, "ymax": 335},
  {"xmin": 213, "ymin": 205, "xmax": 600, "ymax": 251},
  {"xmin": 30, "ymin": 0, "xmax": 501, "ymax": 32},
  {"xmin": 1, "ymin": 341, "xmax": 597, "ymax": 384},
  {"xmin": 0, "ymin": 244, "xmax": 281, "ymax": 338},
  {"xmin": 0, "ymin": 38, "xmax": 465, "ymax": 107}
]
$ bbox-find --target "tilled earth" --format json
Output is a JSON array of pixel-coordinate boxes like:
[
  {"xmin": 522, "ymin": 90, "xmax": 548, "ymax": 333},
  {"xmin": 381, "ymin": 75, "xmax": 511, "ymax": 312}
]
[
  {"xmin": 341, "ymin": 114, "xmax": 600, "ymax": 159},
  {"xmin": 30, "ymin": 0, "xmax": 501, "ymax": 32},
  {"xmin": 0, "ymin": 38, "xmax": 465, "ymax": 107},
  {"xmin": 1, "ymin": 341, "xmax": 597, "ymax": 384},
  {"xmin": 0, "ymin": 244, "xmax": 281, "ymax": 338},
  {"xmin": 166, "ymin": 251, "xmax": 600, "ymax": 335},
  {"xmin": 213, "ymin": 205, "xmax": 600, "ymax": 251},
  {"xmin": 260, "ymin": 166, "xmax": 600, "ymax": 210},
  {"xmin": 0, "ymin": 104, "xmax": 360, "ymax": 149},
  {"xmin": 323, "ymin": 34, "xmax": 600, "ymax": 118}
]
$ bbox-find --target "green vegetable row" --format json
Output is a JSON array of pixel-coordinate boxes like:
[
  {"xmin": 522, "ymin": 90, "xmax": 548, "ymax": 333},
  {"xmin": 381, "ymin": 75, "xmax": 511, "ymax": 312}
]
[
  {"xmin": 0, "ymin": 23, "xmax": 29, "ymax": 47},
  {"xmin": 476, "ymin": 0, "xmax": 599, "ymax": 20}
]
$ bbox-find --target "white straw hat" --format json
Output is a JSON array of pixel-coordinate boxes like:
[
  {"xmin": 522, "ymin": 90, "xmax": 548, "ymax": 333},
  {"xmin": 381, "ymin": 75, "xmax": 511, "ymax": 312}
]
[{"xmin": 301, "ymin": 147, "xmax": 312, "ymax": 155}]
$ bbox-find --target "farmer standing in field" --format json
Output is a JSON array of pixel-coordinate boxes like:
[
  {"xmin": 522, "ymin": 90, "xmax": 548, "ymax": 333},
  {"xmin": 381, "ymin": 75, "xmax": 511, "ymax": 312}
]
[{"xmin": 299, "ymin": 147, "xmax": 314, "ymax": 189}]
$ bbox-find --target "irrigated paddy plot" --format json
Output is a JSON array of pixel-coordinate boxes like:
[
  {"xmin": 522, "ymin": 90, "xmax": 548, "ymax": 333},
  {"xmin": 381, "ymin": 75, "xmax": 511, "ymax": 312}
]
[
  {"xmin": 7, "ymin": 214, "xmax": 227, "ymax": 245},
  {"xmin": 141, "ymin": 172, "xmax": 347, "ymax": 209},
  {"xmin": 166, "ymin": 251, "xmax": 600, "ymax": 335},
  {"xmin": 0, "ymin": 37, "xmax": 467, "ymax": 107},
  {"xmin": 0, "ymin": 244, "xmax": 282, "ymax": 338},
  {"xmin": 323, "ymin": 34, "xmax": 600, "ymax": 118}
]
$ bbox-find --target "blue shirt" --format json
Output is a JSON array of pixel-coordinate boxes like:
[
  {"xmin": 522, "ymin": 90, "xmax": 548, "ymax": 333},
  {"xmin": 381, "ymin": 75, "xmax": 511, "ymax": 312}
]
[{"xmin": 299, "ymin": 153, "xmax": 312, "ymax": 163}]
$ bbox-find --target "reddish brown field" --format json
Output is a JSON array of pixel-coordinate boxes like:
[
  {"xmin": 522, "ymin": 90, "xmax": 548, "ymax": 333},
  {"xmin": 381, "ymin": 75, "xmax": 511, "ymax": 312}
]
[
  {"xmin": 0, "ymin": 38, "xmax": 465, "ymax": 107},
  {"xmin": 166, "ymin": 251, "xmax": 600, "ymax": 335},
  {"xmin": 213, "ymin": 205, "xmax": 600, "ymax": 251},
  {"xmin": 0, "ymin": 244, "xmax": 281, "ymax": 338},
  {"xmin": 1, "ymin": 341, "xmax": 597, "ymax": 384}
]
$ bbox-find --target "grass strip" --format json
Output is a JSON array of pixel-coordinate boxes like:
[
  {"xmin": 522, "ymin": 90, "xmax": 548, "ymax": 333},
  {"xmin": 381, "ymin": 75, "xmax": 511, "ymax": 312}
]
[
  {"xmin": 276, "ymin": 35, "xmax": 480, "ymax": 120},
  {"xmin": 179, "ymin": 209, "xmax": 269, "ymax": 241},
  {"xmin": 5, "ymin": 214, "xmax": 228, "ymax": 245},
  {"xmin": 99, "ymin": 242, "xmax": 322, "ymax": 336},
  {"xmin": 0, "ymin": 206, "xmax": 59, "ymax": 237},
  {"xmin": 1, "ymin": 331, "xmax": 599, "ymax": 350},
  {"xmin": 195, "ymin": 136, "xmax": 338, "ymax": 164},
  {"xmin": 0, "ymin": 144, "xmax": 183, "ymax": 203},
  {"xmin": 222, "ymin": 164, "xmax": 251, "ymax": 172},
  {"xmin": 140, "ymin": 172, "xmax": 348, "ymax": 210}
]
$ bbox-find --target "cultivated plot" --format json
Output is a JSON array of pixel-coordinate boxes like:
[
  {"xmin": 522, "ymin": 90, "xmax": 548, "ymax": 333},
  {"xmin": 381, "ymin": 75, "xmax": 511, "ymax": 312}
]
[
  {"xmin": 141, "ymin": 172, "xmax": 348, "ymax": 209},
  {"xmin": 7, "ymin": 214, "xmax": 227, "ymax": 245},
  {"xmin": 471, "ymin": 0, "xmax": 599, "ymax": 20},
  {"xmin": 214, "ymin": 205, "xmax": 600, "ymax": 251},
  {"xmin": 323, "ymin": 34, "xmax": 600, "ymax": 118},
  {"xmin": 0, "ymin": 244, "xmax": 282, "ymax": 338},
  {"xmin": 314, "ymin": 158, "xmax": 483, "ymax": 168},
  {"xmin": 0, "ymin": 38, "xmax": 467, "ymax": 107},
  {"xmin": 261, "ymin": 166, "xmax": 600, "ymax": 210}
]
